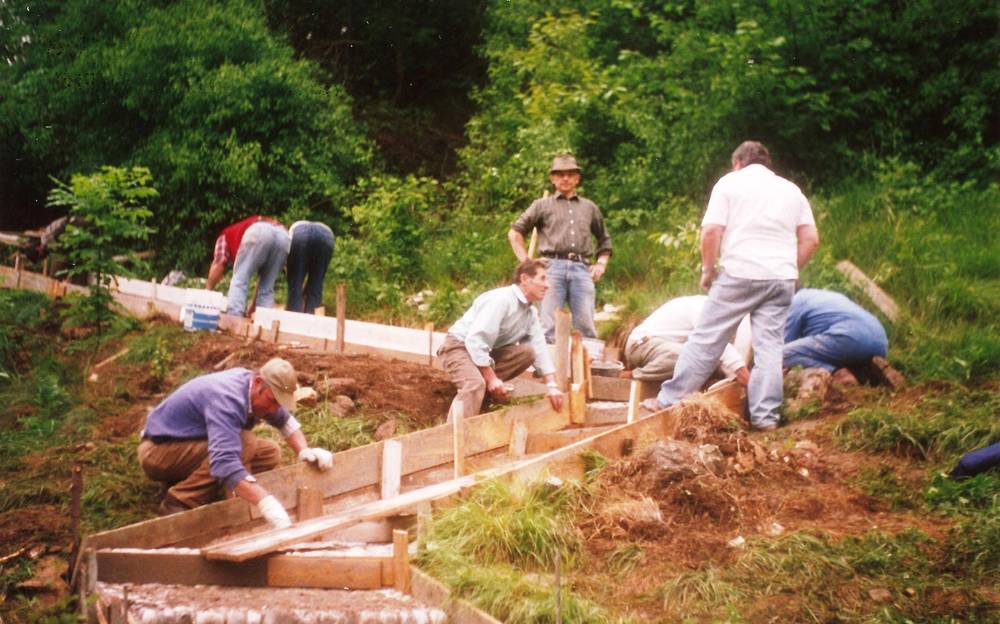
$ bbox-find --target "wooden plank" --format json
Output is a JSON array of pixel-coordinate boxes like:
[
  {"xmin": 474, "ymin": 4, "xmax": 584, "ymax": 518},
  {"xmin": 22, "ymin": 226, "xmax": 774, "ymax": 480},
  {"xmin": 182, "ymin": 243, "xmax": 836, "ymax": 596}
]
[
  {"xmin": 97, "ymin": 550, "xmax": 268, "ymax": 586},
  {"xmin": 381, "ymin": 439, "xmax": 403, "ymax": 500},
  {"xmin": 626, "ymin": 379, "xmax": 641, "ymax": 424},
  {"xmin": 569, "ymin": 382, "xmax": 586, "ymax": 424},
  {"xmin": 452, "ymin": 400, "xmax": 465, "ymax": 478},
  {"xmin": 554, "ymin": 309, "xmax": 570, "ymax": 391},
  {"xmin": 393, "ymin": 529, "xmax": 411, "ymax": 593},
  {"xmin": 270, "ymin": 319, "xmax": 281, "ymax": 343},
  {"xmin": 297, "ymin": 485, "xmax": 323, "ymax": 523},
  {"xmin": 267, "ymin": 555, "xmax": 384, "ymax": 589},
  {"xmin": 584, "ymin": 346, "xmax": 593, "ymax": 398},
  {"xmin": 336, "ymin": 283, "xmax": 346, "ymax": 352},
  {"xmin": 590, "ymin": 375, "xmax": 658, "ymax": 402},
  {"xmin": 508, "ymin": 422, "xmax": 528, "ymax": 459},
  {"xmin": 525, "ymin": 426, "xmax": 617, "ymax": 454},
  {"xmin": 425, "ymin": 322, "xmax": 435, "ymax": 366},
  {"xmin": 837, "ymin": 259, "xmax": 900, "ymax": 322},
  {"xmin": 410, "ymin": 567, "xmax": 505, "ymax": 624}
]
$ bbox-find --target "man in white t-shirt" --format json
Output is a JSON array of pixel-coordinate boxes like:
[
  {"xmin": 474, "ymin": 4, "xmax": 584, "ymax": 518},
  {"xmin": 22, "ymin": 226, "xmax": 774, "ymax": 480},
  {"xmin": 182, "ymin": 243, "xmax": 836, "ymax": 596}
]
[
  {"xmin": 624, "ymin": 295, "xmax": 751, "ymax": 384},
  {"xmin": 646, "ymin": 141, "xmax": 819, "ymax": 430}
]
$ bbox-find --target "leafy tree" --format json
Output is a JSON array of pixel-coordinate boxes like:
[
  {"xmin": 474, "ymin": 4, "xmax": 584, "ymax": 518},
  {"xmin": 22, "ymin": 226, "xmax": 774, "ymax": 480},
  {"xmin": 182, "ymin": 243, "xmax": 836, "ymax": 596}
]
[{"xmin": 46, "ymin": 166, "xmax": 156, "ymax": 337}]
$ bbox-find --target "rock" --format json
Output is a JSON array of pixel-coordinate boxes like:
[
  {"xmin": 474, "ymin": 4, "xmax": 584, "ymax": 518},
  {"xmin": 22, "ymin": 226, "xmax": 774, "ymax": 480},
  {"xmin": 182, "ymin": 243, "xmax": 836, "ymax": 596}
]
[
  {"xmin": 638, "ymin": 440, "xmax": 725, "ymax": 490},
  {"xmin": 795, "ymin": 440, "xmax": 820, "ymax": 452},
  {"xmin": 868, "ymin": 588, "xmax": 892, "ymax": 603},
  {"xmin": 765, "ymin": 521, "xmax": 785, "ymax": 537},
  {"xmin": 330, "ymin": 394, "xmax": 355, "ymax": 417},
  {"xmin": 296, "ymin": 371, "xmax": 316, "ymax": 386},
  {"xmin": 374, "ymin": 418, "xmax": 397, "ymax": 441},
  {"xmin": 727, "ymin": 535, "xmax": 746, "ymax": 549},
  {"xmin": 316, "ymin": 377, "xmax": 358, "ymax": 399},
  {"xmin": 787, "ymin": 367, "xmax": 832, "ymax": 414},
  {"xmin": 871, "ymin": 356, "xmax": 905, "ymax": 390},
  {"xmin": 293, "ymin": 387, "xmax": 318, "ymax": 408}
]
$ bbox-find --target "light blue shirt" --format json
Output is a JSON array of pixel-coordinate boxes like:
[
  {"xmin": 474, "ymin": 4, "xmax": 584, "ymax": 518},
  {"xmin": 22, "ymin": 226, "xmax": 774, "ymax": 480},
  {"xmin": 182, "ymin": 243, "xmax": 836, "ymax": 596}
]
[{"xmin": 448, "ymin": 285, "xmax": 555, "ymax": 375}]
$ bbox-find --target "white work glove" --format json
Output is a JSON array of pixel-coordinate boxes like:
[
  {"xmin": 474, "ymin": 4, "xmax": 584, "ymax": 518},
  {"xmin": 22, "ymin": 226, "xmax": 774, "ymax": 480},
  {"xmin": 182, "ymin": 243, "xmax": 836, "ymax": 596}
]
[
  {"xmin": 257, "ymin": 495, "xmax": 291, "ymax": 529},
  {"xmin": 298, "ymin": 447, "xmax": 334, "ymax": 470}
]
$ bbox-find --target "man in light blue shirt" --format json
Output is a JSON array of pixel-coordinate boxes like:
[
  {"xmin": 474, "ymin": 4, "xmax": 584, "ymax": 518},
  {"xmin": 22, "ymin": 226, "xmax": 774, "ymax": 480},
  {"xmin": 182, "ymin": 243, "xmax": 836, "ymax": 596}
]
[{"xmin": 439, "ymin": 259, "xmax": 565, "ymax": 420}]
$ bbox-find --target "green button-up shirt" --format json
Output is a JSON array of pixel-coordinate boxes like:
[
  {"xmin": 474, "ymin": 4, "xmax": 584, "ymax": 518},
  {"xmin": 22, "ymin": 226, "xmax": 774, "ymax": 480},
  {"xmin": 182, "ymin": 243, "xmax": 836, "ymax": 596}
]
[{"xmin": 511, "ymin": 192, "xmax": 613, "ymax": 260}]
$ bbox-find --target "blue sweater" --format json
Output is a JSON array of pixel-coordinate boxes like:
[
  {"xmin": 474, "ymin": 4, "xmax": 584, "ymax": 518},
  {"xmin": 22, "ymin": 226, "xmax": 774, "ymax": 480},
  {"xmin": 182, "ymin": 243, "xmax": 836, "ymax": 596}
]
[
  {"xmin": 785, "ymin": 289, "xmax": 888, "ymax": 347},
  {"xmin": 143, "ymin": 368, "xmax": 290, "ymax": 491}
]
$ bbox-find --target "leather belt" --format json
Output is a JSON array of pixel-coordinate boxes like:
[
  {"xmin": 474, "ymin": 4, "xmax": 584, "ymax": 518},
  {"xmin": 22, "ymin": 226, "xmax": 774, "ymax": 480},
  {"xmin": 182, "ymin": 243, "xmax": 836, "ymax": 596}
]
[{"xmin": 542, "ymin": 251, "xmax": 589, "ymax": 264}]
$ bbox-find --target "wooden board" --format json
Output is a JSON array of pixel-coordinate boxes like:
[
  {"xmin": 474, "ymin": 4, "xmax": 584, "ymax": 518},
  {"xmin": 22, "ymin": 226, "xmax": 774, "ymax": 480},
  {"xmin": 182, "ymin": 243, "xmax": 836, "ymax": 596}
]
[
  {"xmin": 410, "ymin": 567, "xmax": 503, "ymax": 624},
  {"xmin": 267, "ymin": 555, "xmax": 388, "ymax": 589},
  {"xmin": 590, "ymin": 375, "xmax": 658, "ymax": 401},
  {"xmin": 96, "ymin": 550, "xmax": 267, "ymax": 586}
]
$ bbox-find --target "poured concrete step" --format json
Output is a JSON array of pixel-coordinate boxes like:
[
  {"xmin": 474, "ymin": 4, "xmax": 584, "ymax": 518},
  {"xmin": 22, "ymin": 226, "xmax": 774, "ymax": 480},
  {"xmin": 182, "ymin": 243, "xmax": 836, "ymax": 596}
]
[{"xmin": 96, "ymin": 583, "xmax": 446, "ymax": 623}]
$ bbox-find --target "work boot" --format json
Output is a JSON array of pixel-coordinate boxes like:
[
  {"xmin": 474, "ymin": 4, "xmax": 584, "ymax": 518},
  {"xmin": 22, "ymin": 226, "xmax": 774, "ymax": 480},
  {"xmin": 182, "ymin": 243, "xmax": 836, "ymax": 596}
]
[{"xmin": 158, "ymin": 494, "xmax": 190, "ymax": 516}]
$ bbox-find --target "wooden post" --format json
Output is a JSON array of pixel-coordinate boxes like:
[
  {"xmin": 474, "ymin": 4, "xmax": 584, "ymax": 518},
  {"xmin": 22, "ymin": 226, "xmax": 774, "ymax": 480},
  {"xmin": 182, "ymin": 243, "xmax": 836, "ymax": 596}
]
[
  {"xmin": 451, "ymin": 400, "xmax": 465, "ymax": 478},
  {"xmin": 381, "ymin": 439, "xmax": 403, "ymax": 500},
  {"xmin": 42, "ymin": 257, "xmax": 49, "ymax": 277},
  {"xmin": 836, "ymin": 260, "xmax": 900, "ymax": 322},
  {"xmin": 314, "ymin": 305, "xmax": 326, "ymax": 317},
  {"xmin": 508, "ymin": 422, "xmax": 528, "ymax": 459},
  {"xmin": 270, "ymin": 319, "xmax": 281, "ymax": 343},
  {"xmin": 14, "ymin": 253, "xmax": 22, "ymax": 288},
  {"xmin": 570, "ymin": 383, "xmax": 585, "ymax": 424},
  {"xmin": 554, "ymin": 310, "xmax": 571, "ymax": 392},
  {"xmin": 425, "ymin": 322, "xmax": 434, "ymax": 367},
  {"xmin": 393, "ymin": 529, "xmax": 411, "ymax": 594},
  {"xmin": 68, "ymin": 464, "xmax": 83, "ymax": 579},
  {"xmin": 336, "ymin": 283, "xmax": 346, "ymax": 353},
  {"xmin": 297, "ymin": 485, "xmax": 323, "ymax": 523},
  {"xmin": 583, "ymin": 346, "xmax": 593, "ymax": 399},
  {"xmin": 626, "ymin": 379, "xmax": 641, "ymax": 424},
  {"xmin": 527, "ymin": 227, "xmax": 539, "ymax": 259},
  {"xmin": 555, "ymin": 550, "xmax": 562, "ymax": 624}
]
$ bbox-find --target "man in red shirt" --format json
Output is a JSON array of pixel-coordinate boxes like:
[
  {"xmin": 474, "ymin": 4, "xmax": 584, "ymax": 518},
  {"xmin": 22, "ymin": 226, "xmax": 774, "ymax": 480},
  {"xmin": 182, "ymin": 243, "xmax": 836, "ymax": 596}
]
[{"xmin": 206, "ymin": 216, "xmax": 290, "ymax": 316}]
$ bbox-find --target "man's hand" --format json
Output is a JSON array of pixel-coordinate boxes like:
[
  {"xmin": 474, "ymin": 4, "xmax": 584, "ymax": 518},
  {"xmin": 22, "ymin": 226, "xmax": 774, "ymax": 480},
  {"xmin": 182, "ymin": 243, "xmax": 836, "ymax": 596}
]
[
  {"xmin": 257, "ymin": 494, "xmax": 292, "ymax": 529},
  {"xmin": 589, "ymin": 262, "xmax": 607, "ymax": 282},
  {"xmin": 486, "ymin": 377, "xmax": 510, "ymax": 402},
  {"xmin": 700, "ymin": 266, "xmax": 718, "ymax": 291},
  {"xmin": 298, "ymin": 447, "xmax": 334, "ymax": 470},
  {"xmin": 734, "ymin": 366, "xmax": 750, "ymax": 387},
  {"xmin": 547, "ymin": 385, "xmax": 565, "ymax": 412}
]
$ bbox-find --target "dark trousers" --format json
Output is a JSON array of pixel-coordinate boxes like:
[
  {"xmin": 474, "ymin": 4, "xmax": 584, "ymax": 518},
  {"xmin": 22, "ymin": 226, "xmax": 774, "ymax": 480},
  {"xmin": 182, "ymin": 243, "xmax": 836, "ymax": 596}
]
[{"xmin": 287, "ymin": 223, "xmax": 334, "ymax": 314}]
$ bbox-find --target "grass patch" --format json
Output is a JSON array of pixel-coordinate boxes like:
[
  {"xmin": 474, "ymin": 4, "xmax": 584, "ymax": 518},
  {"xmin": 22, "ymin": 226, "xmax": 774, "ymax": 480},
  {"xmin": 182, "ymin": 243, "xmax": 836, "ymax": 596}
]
[{"xmin": 835, "ymin": 387, "xmax": 1000, "ymax": 462}]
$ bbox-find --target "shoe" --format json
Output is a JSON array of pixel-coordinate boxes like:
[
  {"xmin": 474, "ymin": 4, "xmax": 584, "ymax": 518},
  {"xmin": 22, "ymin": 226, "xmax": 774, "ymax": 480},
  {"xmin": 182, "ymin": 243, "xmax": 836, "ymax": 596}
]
[
  {"xmin": 640, "ymin": 398, "xmax": 664, "ymax": 412},
  {"xmin": 158, "ymin": 494, "xmax": 190, "ymax": 516}
]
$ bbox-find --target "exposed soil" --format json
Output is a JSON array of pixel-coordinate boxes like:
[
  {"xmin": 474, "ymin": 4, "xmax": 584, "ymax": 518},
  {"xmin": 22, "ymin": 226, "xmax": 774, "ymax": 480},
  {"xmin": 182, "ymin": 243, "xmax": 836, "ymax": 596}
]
[{"xmin": 573, "ymin": 385, "xmax": 958, "ymax": 620}]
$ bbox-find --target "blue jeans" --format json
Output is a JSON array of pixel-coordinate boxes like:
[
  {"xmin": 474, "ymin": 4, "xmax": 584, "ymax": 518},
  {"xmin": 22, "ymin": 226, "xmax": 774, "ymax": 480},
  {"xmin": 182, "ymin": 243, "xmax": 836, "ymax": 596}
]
[
  {"xmin": 784, "ymin": 330, "xmax": 887, "ymax": 372},
  {"xmin": 286, "ymin": 223, "xmax": 334, "ymax": 314},
  {"xmin": 226, "ymin": 222, "xmax": 290, "ymax": 316},
  {"xmin": 540, "ymin": 259, "xmax": 597, "ymax": 343},
  {"xmin": 657, "ymin": 273, "xmax": 795, "ymax": 429}
]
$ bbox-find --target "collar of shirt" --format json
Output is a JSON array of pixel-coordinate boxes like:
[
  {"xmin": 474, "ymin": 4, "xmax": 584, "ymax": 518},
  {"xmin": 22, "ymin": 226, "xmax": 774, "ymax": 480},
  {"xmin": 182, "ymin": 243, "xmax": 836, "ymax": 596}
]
[
  {"xmin": 512, "ymin": 284, "xmax": 529, "ymax": 306},
  {"xmin": 554, "ymin": 191, "xmax": 579, "ymax": 201}
]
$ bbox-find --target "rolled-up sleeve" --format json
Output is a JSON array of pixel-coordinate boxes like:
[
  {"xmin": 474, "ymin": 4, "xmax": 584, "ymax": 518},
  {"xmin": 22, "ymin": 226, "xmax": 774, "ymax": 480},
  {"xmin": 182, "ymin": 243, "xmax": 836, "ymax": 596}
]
[
  {"xmin": 511, "ymin": 200, "xmax": 542, "ymax": 235},
  {"xmin": 590, "ymin": 205, "xmax": 613, "ymax": 257}
]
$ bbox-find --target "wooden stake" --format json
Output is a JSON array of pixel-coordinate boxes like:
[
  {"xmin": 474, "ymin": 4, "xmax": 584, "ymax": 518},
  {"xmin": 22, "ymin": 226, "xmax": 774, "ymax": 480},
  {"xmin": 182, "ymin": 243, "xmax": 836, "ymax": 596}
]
[
  {"xmin": 15, "ymin": 253, "xmax": 22, "ymax": 288},
  {"xmin": 527, "ymin": 227, "xmax": 539, "ymax": 259},
  {"xmin": 68, "ymin": 464, "xmax": 83, "ymax": 581},
  {"xmin": 42, "ymin": 257, "xmax": 49, "ymax": 277},
  {"xmin": 555, "ymin": 550, "xmax": 562, "ymax": 624},
  {"xmin": 554, "ymin": 310, "xmax": 571, "ymax": 392},
  {"xmin": 570, "ymin": 382, "xmax": 585, "ymax": 424},
  {"xmin": 336, "ymin": 283, "xmax": 346, "ymax": 353},
  {"xmin": 381, "ymin": 439, "xmax": 403, "ymax": 500},
  {"xmin": 314, "ymin": 305, "xmax": 325, "ymax": 317},
  {"xmin": 270, "ymin": 319, "xmax": 281, "ymax": 343},
  {"xmin": 583, "ymin": 346, "xmax": 593, "ymax": 399},
  {"xmin": 508, "ymin": 422, "xmax": 528, "ymax": 459},
  {"xmin": 296, "ymin": 485, "xmax": 323, "ymax": 523},
  {"xmin": 836, "ymin": 260, "xmax": 900, "ymax": 322},
  {"xmin": 571, "ymin": 331, "xmax": 585, "ymax": 387},
  {"xmin": 393, "ymin": 529, "xmax": 411, "ymax": 594},
  {"xmin": 451, "ymin": 400, "xmax": 465, "ymax": 478},
  {"xmin": 424, "ymin": 322, "xmax": 434, "ymax": 367},
  {"xmin": 626, "ymin": 379, "xmax": 641, "ymax": 424}
]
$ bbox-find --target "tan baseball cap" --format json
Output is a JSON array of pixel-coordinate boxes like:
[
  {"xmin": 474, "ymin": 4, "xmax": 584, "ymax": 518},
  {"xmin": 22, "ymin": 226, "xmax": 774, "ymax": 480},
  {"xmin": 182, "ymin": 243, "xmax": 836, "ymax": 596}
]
[
  {"xmin": 259, "ymin": 358, "xmax": 298, "ymax": 412},
  {"xmin": 550, "ymin": 154, "xmax": 582, "ymax": 173}
]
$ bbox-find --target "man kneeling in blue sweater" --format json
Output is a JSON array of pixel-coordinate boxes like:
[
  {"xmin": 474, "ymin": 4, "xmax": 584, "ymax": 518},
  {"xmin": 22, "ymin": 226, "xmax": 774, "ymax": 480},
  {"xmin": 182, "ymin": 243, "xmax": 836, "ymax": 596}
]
[{"xmin": 138, "ymin": 358, "xmax": 333, "ymax": 528}]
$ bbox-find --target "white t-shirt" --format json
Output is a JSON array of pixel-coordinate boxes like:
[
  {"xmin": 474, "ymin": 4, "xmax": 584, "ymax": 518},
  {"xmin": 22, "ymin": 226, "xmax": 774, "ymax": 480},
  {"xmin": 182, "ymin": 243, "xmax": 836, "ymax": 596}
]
[
  {"xmin": 626, "ymin": 295, "xmax": 751, "ymax": 376},
  {"xmin": 702, "ymin": 164, "xmax": 815, "ymax": 280}
]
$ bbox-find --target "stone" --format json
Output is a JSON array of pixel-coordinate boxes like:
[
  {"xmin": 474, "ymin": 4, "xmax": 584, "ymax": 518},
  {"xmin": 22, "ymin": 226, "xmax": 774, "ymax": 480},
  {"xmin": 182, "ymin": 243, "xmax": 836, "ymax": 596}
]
[
  {"xmin": 638, "ymin": 440, "xmax": 725, "ymax": 490},
  {"xmin": 316, "ymin": 377, "xmax": 359, "ymax": 399},
  {"xmin": 727, "ymin": 535, "xmax": 746, "ymax": 549},
  {"xmin": 329, "ymin": 394, "xmax": 355, "ymax": 418},
  {"xmin": 293, "ymin": 386, "xmax": 318, "ymax": 407},
  {"xmin": 374, "ymin": 418, "xmax": 397, "ymax": 441},
  {"xmin": 868, "ymin": 588, "xmax": 892, "ymax": 603}
]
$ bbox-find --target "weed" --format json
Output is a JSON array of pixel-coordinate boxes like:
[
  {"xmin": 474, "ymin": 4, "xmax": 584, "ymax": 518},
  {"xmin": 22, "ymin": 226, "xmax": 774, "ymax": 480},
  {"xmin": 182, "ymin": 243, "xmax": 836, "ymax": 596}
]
[
  {"xmin": 853, "ymin": 465, "xmax": 923, "ymax": 510},
  {"xmin": 925, "ymin": 472, "xmax": 1000, "ymax": 513},
  {"xmin": 607, "ymin": 543, "xmax": 645, "ymax": 575}
]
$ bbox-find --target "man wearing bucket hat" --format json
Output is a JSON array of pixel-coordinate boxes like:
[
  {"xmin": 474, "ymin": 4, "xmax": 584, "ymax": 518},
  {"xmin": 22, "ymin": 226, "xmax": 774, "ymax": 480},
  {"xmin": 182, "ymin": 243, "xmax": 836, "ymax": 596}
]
[
  {"xmin": 138, "ymin": 358, "xmax": 334, "ymax": 528},
  {"xmin": 508, "ymin": 154, "xmax": 613, "ymax": 343}
]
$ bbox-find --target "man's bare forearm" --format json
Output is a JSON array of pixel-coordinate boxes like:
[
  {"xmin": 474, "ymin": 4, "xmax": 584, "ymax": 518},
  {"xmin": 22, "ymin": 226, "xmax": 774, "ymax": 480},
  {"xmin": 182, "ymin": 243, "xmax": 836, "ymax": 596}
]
[{"xmin": 507, "ymin": 229, "xmax": 529, "ymax": 262}]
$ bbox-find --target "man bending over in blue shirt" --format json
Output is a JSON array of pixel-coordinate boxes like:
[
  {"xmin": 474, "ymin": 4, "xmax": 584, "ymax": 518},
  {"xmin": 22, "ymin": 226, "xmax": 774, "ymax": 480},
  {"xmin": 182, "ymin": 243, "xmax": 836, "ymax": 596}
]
[
  {"xmin": 138, "ymin": 358, "xmax": 334, "ymax": 528},
  {"xmin": 784, "ymin": 288, "xmax": 888, "ymax": 384}
]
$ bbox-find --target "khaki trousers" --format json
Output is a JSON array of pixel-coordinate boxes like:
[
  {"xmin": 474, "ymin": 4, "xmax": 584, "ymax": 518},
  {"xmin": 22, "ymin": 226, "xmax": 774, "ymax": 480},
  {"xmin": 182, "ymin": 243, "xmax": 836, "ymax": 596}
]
[
  {"xmin": 624, "ymin": 336, "xmax": 685, "ymax": 382},
  {"xmin": 438, "ymin": 336, "xmax": 536, "ymax": 420},
  {"xmin": 137, "ymin": 430, "xmax": 281, "ymax": 510}
]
